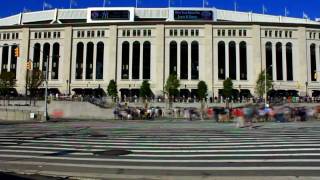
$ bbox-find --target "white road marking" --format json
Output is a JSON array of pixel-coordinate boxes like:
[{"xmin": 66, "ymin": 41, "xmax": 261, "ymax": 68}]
[
  {"xmin": 2, "ymin": 161, "xmax": 320, "ymax": 171},
  {"xmin": 0, "ymin": 154, "xmax": 320, "ymax": 163}
]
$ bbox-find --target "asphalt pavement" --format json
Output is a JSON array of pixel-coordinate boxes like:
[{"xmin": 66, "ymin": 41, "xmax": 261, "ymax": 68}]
[{"xmin": 0, "ymin": 120, "xmax": 320, "ymax": 180}]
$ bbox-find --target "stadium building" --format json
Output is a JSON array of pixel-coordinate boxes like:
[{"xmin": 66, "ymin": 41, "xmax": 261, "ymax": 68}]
[{"xmin": 0, "ymin": 7, "xmax": 320, "ymax": 98}]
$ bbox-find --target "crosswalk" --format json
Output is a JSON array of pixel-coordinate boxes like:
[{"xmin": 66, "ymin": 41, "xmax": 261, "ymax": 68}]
[{"xmin": 0, "ymin": 122, "xmax": 320, "ymax": 179}]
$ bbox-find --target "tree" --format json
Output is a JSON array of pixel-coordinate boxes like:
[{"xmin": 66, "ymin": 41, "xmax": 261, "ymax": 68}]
[
  {"xmin": 222, "ymin": 78, "xmax": 233, "ymax": 98},
  {"xmin": 197, "ymin": 81, "xmax": 208, "ymax": 120},
  {"xmin": 197, "ymin": 81, "xmax": 208, "ymax": 101},
  {"xmin": 0, "ymin": 72, "xmax": 16, "ymax": 105},
  {"xmin": 107, "ymin": 80, "xmax": 118, "ymax": 101},
  {"xmin": 139, "ymin": 80, "xmax": 152, "ymax": 101},
  {"xmin": 164, "ymin": 74, "xmax": 180, "ymax": 108},
  {"xmin": 255, "ymin": 70, "xmax": 273, "ymax": 98},
  {"xmin": 27, "ymin": 69, "xmax": 44, "ymax": 105}
]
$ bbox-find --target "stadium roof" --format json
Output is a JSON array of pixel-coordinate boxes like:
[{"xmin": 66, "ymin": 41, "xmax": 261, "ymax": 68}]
[{"xmin": 0, "ymin": 7, "xmax": 318, "ymax": 27}]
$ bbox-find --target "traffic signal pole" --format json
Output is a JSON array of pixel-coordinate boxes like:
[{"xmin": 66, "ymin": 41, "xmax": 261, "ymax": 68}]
[{"xmin": 44, "ymin": 55, "xmax": 49, "ymax": 121}]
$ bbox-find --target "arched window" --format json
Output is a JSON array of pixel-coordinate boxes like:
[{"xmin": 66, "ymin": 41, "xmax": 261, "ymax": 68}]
[
  {"xmin": 239, "ymin": 41, "xmax": 247, "ymax": 80},
  {"xmin": 96, "ymin": 42, "xmax": 104, "ymax": 80},
  {"xmin": 191, "ymin": 41, "xmax": 199, "ymax": 80},
  {"xmin": 265, "ymin": 42, "xmax": 273, "ymax": 79},
  {"xmin": 229, "ymin": 41, "xmax": 236, "ymax": 80},
  {"xmin": 276, "ymin": 42, "xmax": 283, "ymax": 80},
  {"xmin": 169, "ymin": 41, "xmax": 177, "ymax": 75},
  {"xmin": 143, "ymin": 41, "xmax": 151, "ymax": 79},
  {"xmin": 180, "ymin": 41, "xmax": 188, "ymax": 79},
  {"xmin": 86, "ymin": 42, "xmax": 94, "ymax": 80},
  {"xmin": 42, "ymin": 43, "xmax": 50, "ymax": 75},
  {"xmin": 218, "ymin": 41, "xmax": 225, "ymax": 80},
  {"xmin": 51, "ymin": 43, "xmax": 60, "ymax": 80},
  {"xmin": 310, "ymin": 44, "xmax": 316, "ymax": 81},
  {"xmin": 75, "ymin": 42, "xmax": 84, "ymax": 79},
  {"xmin": 132, "ymin": 41, "xmax": 140, "ymax": 80},
  {"xmin": 10, "ymin": 44, "xmax": 17, "ymax": 78},
  {"xmin": 286, "ymin": 43, "xmax": 293, "ymax": 81},
  {"xmin": 1, "ymin": 44, "xmax": 9, "ymax": 72},
  {"xmin": 33, "ymin": 43, "xmax": 41, "ymax": 69},
  {"xmin": 121, "ymin": 41, "xmax": 130, "ymax": 79}
]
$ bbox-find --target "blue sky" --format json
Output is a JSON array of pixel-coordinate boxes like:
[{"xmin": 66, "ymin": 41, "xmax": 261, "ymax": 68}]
[{"xmin": 0, "ymin": 0, "xmax": 319, "ymax": 20}]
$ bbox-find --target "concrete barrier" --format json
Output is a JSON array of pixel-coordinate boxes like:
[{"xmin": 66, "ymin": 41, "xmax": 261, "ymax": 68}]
[{"xmin": 0, "ymin": 109, "xmax": 44, "ymax": 122}]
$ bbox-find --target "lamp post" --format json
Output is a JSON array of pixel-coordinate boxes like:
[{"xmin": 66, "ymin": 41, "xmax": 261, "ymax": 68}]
[
  {"xmin": 44, "ymin": 55, "xmax": 49, "ymax": 121},
  {"xmin": 305, "ymin": 81, "xmax": 309, "ymax": 97},
  {"xmin": 129, "ymin": 84, "xmax": 131, "ymax": 102}
]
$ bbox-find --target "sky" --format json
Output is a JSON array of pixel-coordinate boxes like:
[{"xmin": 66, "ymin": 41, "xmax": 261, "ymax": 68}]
[{"xmin": 0, "ymin": 0, "xmax": 319, "ymax": 20}]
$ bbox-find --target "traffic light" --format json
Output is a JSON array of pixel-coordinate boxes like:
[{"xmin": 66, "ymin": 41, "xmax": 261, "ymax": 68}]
[
  {"xmin": 14, "ymin": 47, "xmax": 20, "ymax": 57},
  {"xmin": 26, "ymin": 61, "xmax": 32, "ymax": 70}
]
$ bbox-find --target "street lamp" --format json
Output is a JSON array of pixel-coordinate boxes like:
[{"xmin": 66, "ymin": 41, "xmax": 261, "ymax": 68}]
[
  {"xmin": 305, "ymin": 82, "xmax": 309, "ymax": 97},
  {"xmin": 44, "ymin": 55, "xmax": 49, "ymax": 121}
]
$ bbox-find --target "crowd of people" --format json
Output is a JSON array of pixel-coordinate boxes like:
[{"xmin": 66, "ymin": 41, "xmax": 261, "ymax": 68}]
[{"xmin": 112, "ymin": 102, "xmax": 320, "ymax": 126}]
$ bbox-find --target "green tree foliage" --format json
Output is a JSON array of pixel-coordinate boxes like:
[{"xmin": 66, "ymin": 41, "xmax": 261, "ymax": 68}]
[
  {"xmin": 197, "ymin": 81, "xmax": 208, "ymax": 100},
  {"xmin": 165, "ymin": 74, "xmax": 180, "ymax": 98},
  {"xmin": 107, "ymin": 80, "xmax": 118, "ymax": 99},
  {"xmin": 139, "ymin": 80, "xmax": 152, "ymax": 100},
  {"xmin": 223, "ymin": 78, "xmax": 233, "ymax": 98},
  {"xmin": 0, "ymin": 72, "xmax": 16, "ymax": 96},
  {"xmin": 255, "ymin": 70, "xmax": 273, "ymax": 98}
]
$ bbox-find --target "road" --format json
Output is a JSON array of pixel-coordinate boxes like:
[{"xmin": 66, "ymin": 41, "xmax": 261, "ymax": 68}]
[{"xmin": 0, "ymin": 120, "xmax": 320, "ymax": 179}]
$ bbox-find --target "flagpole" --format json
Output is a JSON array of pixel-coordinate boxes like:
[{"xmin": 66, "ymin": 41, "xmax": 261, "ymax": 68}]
[
  {"xmin": 234, "ymin": 1, "xmax": 237, "ymax": 12},
  {"xmin": 43, "ymin": 1, "xmax": 45, "ymax": 11},
  {"xmin": 70, "ymin": 0, "xmax": 72, "ymax": 9}
]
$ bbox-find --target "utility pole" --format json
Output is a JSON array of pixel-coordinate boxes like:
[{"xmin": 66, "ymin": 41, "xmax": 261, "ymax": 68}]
[{"xmin": 44, "ymin": 55, "xmax": 49, "ymax": 121}]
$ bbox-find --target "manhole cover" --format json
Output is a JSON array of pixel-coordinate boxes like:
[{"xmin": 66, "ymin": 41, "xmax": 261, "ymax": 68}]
[{"xmin": 94, "ymin": 149, "xmax": 132, "ymax": 156}]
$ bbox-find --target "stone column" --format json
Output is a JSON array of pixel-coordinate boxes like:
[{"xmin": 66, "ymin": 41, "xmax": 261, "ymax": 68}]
[
  {"xmin": 39, "ymin": 43, "xmax": 43, "ymax": 71},
  {"xmin": 82, "ymin": 42, "xmax": 87, "ymax": 80},
  {"xmin": 49, "ymin": 43, "xmax": 53, "ymax": 81},
  {"xmin": 296, "ymin": 27, "xmax": 308, "ymax": 94},
  {"xmin": 63, "ymin": 27, "xmax": 73, "ymax": 94},
  {"xmin": 225, "ymin": 41, "xmax": 229, "ymax": 78},
  {"xmin": 108, "ymin": 26, "xmax": 118, "ymax": 82},
  {"xmin": 71, "ymin": 43, "xmax": 77, "ymax": 82},
  {"xmin": 177, "ymin": 41, "xmax": 181, "ymax": 79},
  {"xmin": 139, "ymin": 42, "xmax": 143, "ymax": 80},
  {"xmin": 7, "ymin": 46, "xmax": 11, "ymax": 72},
  {"xmin": 203, "ymin": 24, "xmax": 213, "ymax": 97},
  {"xmin": 272, "ymin": 43, "xmax": 277, "ymax": 81},
  {"xmin": 129, "ymin": 42, "xmax": 132, "ymax": 80},
  {"xmin": 282, "ymin": 43, "xmax": 287, "ymax": 81},
  {"xmin": 92, "ymin": 42, "xmax": 97, "ymax": 81},
  {"xmin": 188, "ymin": 41, "xmax": 191, "ymax": 80},
  {"xmin": 154, "ymin": 24, "xmax": 165, "ymax": 95},
  {"xmin": 236, "ymin": 42, "xmax": 240, "ymax": 81},
  {"xmin": 18, "ymin": 28, "xmax": 30, "ymax": 94},
  {"xmin": 117, "ymin": 41, "xmax": 123, "ymax": 82}
]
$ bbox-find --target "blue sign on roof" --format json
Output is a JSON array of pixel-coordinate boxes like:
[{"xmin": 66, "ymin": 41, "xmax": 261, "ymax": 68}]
[{"xmin": 174, "ymin": 10, "xmax": 213, "ymax": 21}]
